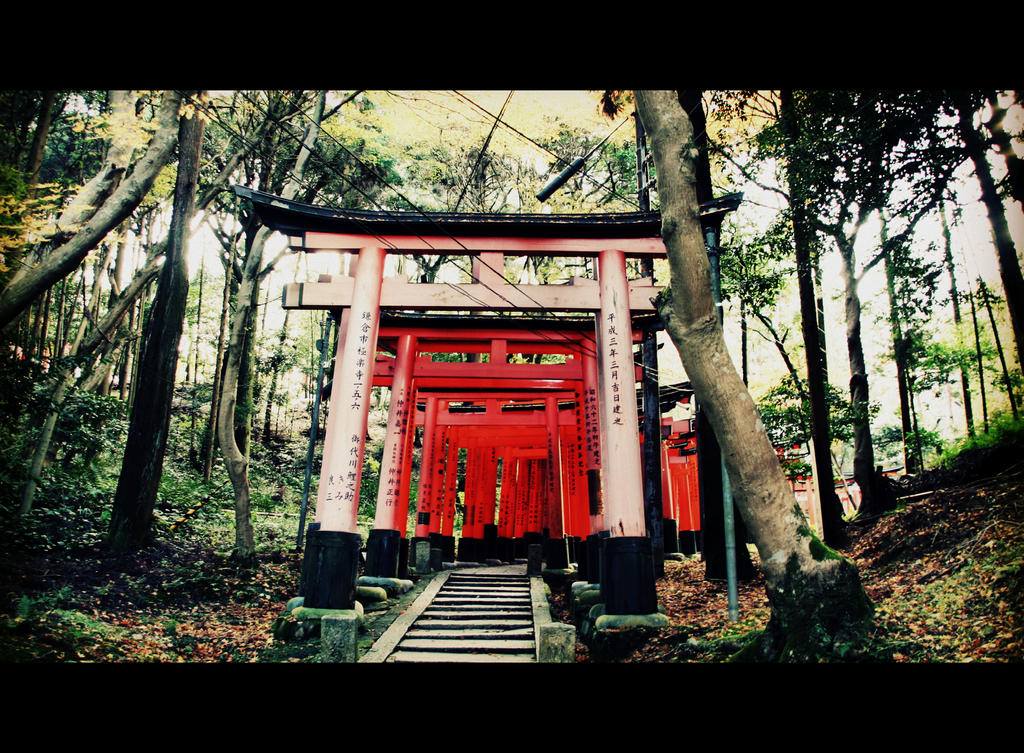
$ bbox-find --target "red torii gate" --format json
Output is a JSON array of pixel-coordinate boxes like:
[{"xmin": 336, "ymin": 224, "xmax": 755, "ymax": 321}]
[{"xmin": 236, "ymin": 186, "xmax": 666, "ymax": 616}]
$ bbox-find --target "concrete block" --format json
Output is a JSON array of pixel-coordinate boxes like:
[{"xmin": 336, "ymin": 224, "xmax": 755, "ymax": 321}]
[
  {"xmin": 414, "ymin": 540, "xmax": 431, "ymax": 574},
  {"xmin": 321, "ymin": 611, "xmax": 360, "ymax": 663},
  {"xmin": 538, "ymin": 622, "xmax": 576, "ymax": 663},
  {"xmin": 527, "ymin": 543, "xmax": 543, "ymax": 575}
]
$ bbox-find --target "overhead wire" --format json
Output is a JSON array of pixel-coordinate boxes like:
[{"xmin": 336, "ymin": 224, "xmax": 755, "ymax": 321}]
[
  {"xmin": 190, "ymin": 91, "xmax": 663, "ymax": 373},
  {"xmin": 450, "ymin": 90, "xmax": 643, "ymax": 211}
]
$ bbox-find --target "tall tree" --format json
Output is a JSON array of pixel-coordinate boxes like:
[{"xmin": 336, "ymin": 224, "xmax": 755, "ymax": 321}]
[
  {"xmin": 676, "ymin": 89, "xmax": 756, "ymax": 581},
  {"xmin": 217, "ymin": 91, "xmax": 325, "ymax": 566},
  {"xmin": 777, "ymin": 90, "xmax": 846, "ymax": 544},
  {"xmin": 0, "ymin": 91, "xmax": 183, "ymax": 334},
  {"xmin": 952, "ymin": 89, "xmax": 1024, "ymax": 374},
  {"xmin": 940, "ymin": 205, "xmax": 975, "ymax": 436},
  {"xmin": 108, "ymin": 99, "xmax": 205, "ymax": 551},
  {"xmin": 637, "ymin": 90, "xmax": 873, "ymax": 661}
]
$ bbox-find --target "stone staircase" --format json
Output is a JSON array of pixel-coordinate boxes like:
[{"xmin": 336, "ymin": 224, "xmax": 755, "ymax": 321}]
[{"xmin": 360, "ymin": 569, "xmax": 548, "ymax": 663}]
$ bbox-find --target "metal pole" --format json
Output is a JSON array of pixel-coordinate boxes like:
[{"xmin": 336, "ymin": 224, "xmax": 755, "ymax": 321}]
[
  {"xmin": 636, "ymin": 114, "xmax": 665, "ymax": 577},
  {"xmin": 705, "ymin": 225, "xmax": 740, "ymax": 622}
]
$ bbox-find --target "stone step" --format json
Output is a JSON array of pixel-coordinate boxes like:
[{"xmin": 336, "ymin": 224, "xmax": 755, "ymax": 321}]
[
  {"xmin": 422, "ymin": 606, "xmax": 532, "ymax": 616},
  {"xmin": 405, "ymin": 627, "xmax": 535, "ymax": 639},
  {"xmin": 431, "ymin": 597, "xmax": 530, "ymax": 605},
  {"xmin": 387, "ymin": 650, "xmax": 535, "ymax": 663},
  {"xmin": 414, "ymin": 618, "xmax": 532, "ymax": 629},
  {"xmin": 396, "ymin": 638, "xmax": 535, "ymax": 653}
]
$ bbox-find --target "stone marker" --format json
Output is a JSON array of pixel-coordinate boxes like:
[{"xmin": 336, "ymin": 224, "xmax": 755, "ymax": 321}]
[
  {"xmin": 321, "ymin": 611, "xmax": 360, "ymax": 663},
  {"xmin": 527, "ymin": 543, "xmax": 543, "ymax": 575},
  {"xmin": 538, "ymin": 622, "xmax": 576, "ymax": 663},
  {"xmin": 415, "ymin": 540, "xmax": 431, "ymax": 574}
]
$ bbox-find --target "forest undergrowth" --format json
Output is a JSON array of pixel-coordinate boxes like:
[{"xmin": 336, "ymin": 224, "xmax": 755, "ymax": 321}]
[{"xmin": 1, "ymin": 435, "xmax": 1022, "ymax": 663}]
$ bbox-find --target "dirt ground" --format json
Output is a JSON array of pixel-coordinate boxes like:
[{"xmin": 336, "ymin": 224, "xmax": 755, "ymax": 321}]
[{"xmin": 1, "ymin": 457, "xmax": 1021, "ymax": 663}]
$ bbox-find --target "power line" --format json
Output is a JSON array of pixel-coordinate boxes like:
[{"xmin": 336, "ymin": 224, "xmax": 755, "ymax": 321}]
[{"xmin": 191, "ymin": 91, "xmax": 661, "ymax": 373}]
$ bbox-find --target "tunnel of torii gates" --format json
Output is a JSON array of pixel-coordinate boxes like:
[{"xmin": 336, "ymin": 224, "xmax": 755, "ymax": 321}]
[{"xmin": 236, "ymin": 186, "xmax": 737, "ymax": 616}]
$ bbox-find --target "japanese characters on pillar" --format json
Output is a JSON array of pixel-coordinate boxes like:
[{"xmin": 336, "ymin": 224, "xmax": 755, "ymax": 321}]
[
  {"xmin": 373, "ymin": 334, "xmax": 416, "ymax": 531},
  {"xmin": 317, "ymin": 247, "xmax": 385, "ymax": 533},
  {"xmin": 544, "ymin": 397, "xmax": 564, "ymax": 538},
  {"xmin": 581, "ymin": 350, "xmax": 603, "ymax": 528},
  {"xmin": 413, "ymin": 396, "xmax": 439, "ymax": 538},
  {"xmin": 441, "ymin": 426, "xmax": 458, "ymax": 537},
  {"xmin": 597, "ymin": 248, "xmax": 645, "ymax": 538}
]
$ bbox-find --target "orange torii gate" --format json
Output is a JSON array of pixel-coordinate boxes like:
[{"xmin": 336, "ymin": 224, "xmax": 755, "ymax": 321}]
[
  {"xmin": 367, "ymin": 317, "xmax": 614, "ymax": 577},
  {"xmin": 236, "ymin": 186, "xmax": 667, "ymax": 616}
]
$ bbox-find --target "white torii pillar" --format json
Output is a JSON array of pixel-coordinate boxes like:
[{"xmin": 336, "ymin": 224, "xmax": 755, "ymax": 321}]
[
  {"xmin": 596, "ymin": 248, "xmax": 658, "ymax": 615},
  {"xmin": 303, "ymin": 246, "xmax": 385, "ymax": 609}
]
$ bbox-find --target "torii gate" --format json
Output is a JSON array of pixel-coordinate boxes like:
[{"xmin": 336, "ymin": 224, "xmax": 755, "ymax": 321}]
[
  {"xmin": 367, "ymin": 315, "xmax": 617, "ymax": 576},
  {"xmin": 236, "ymin": 186, "xmax": 668, "ymax": 616}
]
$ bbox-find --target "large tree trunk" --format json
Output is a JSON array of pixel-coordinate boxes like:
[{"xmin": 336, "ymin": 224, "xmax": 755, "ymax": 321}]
[
  {"xmin": 108, "ymin": 105, "xmax": 205, "ymax": 552},
  {"xmin": 0, "ymin": 91, "xmax": 182, "ymax": 334},
  {"xmin": 941, "ymin": 206, "xmax": 974, "ymax": 436},
  {"xmin": 779, "ymin": 90, "xmax": 847, "ymax": 546},
  {"xmin": 883, "ymin": 246, "xmax": 919, "ymax": 474},
  {"xmin": 216, "ymin": 91, "xmax": 326, "ymax": 565},
  {"xmin": 637, "ymin": 90, "xmax": 873, "ymax": 661},
  {"xmin": 837, "ymin": 231, "xmax": 888, "ymax": 516},
  {"xmin": 954, "ymin": 91, "xmax": 1024, "ymax": 374},
  {"xmin": 677, "ymin": 89, "xmax": 756, "ymax": 582}
]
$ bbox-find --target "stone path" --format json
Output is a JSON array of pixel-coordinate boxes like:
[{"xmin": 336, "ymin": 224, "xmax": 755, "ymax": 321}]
[{"xmin": 360, "ymin": 565, "xmax": 543, "ymax": 663}]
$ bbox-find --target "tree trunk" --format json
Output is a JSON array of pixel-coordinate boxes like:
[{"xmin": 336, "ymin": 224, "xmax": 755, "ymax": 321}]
[
  {"xmin": 0, "ymin": 91, "xmax": 183, "ymax": 334},
  {"xmin": 677, "ymin": 89, "xmax": 756, "ymax": 581},
  {"xmin": 941, "ymin": 206, "xmax": 974, "ymax": 436},
  {"xmin": 262, "ymin": 310, "xmax": 290, "ymax": 442},
  {"xmin": 637, "ymin": 90, "xmax": 873, "ymax": 661},
  {"xmin": 979, "ymin": 279, "xmax": 1020, "ymax": 419},
  {"xmin": 202, "ymin": 241, "xmax": 235, "ymax": 479},
  {"xmin": 216, "ymin": 91, "xmax": 325, "ymax": 565},
  {"xmin": 108, "ymin": 104, "xmax": 204, "ymax": 552},
  {"xmin": 779, "ymin": 90, "xmax": 846, "ymax": 546},
  {"xmin": 967, "ymin": 280, "xmax": 990, "ymax": 432},
  {"xmin": 883, "ymin": 245, "xmax": 919, "ymax": 474},
  {"xmin": 954, "ymin": 91, "xmax": 1024, "ymax": 374},
  {"xmin": 985, "ymin": 92, "xmax": 1023, "ymax": 208},
  {"xmin": 837, "ymin": 231, "xmax": 886, "ymax": 517}
]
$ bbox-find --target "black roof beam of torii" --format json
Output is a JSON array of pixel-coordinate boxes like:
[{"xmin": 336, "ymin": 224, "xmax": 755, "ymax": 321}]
[{"xmin": 232, "ymin": 185, "xmax": 743, "ymax": 243}]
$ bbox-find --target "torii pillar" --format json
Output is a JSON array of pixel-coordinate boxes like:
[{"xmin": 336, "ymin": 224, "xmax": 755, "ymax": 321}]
[
  {"xmin": 302, "ymin": 246, "xmax": 385, "ymax": 609},
  {"xmin": 365, "ymin": 333, "xmax": 417, "ymax": 578},
  {"xmin": 596, "ymin": 248, "xmax": 657, "ymax": 615}
]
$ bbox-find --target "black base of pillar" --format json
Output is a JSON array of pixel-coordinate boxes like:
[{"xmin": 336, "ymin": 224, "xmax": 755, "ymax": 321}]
[
  {"xmin": 568, "ymin": 536, "xmax": 581, "ymax": 566},
  {"xmin": 576, "ymin": 537, "xmax": 590, "ymax": 581},
  {"xmin": 483, "ymin": 524, "xmax": 498, "ymax": 560},
  {"xmin": 517, "ymin": 531, "xmax": 541, "ymax": 560},
  {"xmin": 513, "ymin": 537, "xmax": 526, "ymax": 559},
  {"xmin": 586, "ymin": 530, "xmax": 610, "ymax": 584},
  {"xmin": 397, "ymin": 536, "xmax": 410, "ymax": 579},
  {"xmin": 302, "ymin": 529, "xmax": 362, "ymax": 610},
  {"xmin": 679, "ymin": 530, "xmax": 700, "ymax": 555},
  {"xmin": 496, "ymin": 537, "xmax": 514, "ymax": 562},
  {"xmin": 601, "ymin": 536, "xmax": 658, "ymax": 616},
  {"xmin": 544, "ymin": 535, "xmax": 570, "ymax": 569},
  {"xmin": 365, "ymin": 528, "xmax": 401, "ymax": 578},
  {"xmin": 663, "ymin": 518, "xmax": 680, "ymax": 554},
  {"xmin": 442, "ymin": 534, "xmax": 456, "ymax": 562},
  {"xmin": 458, "ymin": 537, "xmax": 480, "ymax": 562},
  {"xmin": 298, "ymin": 522, "xmax": 321, "ymax": 597}
]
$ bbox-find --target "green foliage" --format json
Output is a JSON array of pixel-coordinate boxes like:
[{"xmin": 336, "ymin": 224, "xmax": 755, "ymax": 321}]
[
  {"xmin": 756, "ymin": 375, "xmax": 876, "ymax": 448},
  {"xmin": 720, "ymin": 211, "xmax": 795, "ymax": 309},
  {"xmin": 936, "ymin": 412, "xmax": 1024, "ymax": 469}
]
